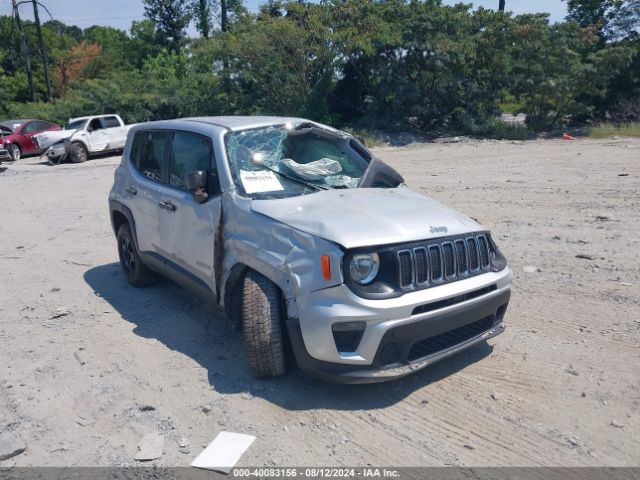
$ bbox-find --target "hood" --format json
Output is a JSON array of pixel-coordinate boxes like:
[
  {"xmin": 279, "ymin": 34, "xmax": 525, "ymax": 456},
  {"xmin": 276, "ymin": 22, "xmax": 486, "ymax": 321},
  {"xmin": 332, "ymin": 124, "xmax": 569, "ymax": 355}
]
[
  {"xmin": 34, "ymin": 129, "xmax": 77, "ymax": 149},
  {"xmin": 251, "ymin": 187, "xmax": 483, "ymax": 249}
]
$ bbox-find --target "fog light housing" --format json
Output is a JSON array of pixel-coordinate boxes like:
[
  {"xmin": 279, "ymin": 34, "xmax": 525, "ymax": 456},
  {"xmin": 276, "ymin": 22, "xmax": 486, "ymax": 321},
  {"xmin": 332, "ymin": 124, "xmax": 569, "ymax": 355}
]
[{"xmin": 332, "ymin": 321, "xmax": 366, "ymax": 353}]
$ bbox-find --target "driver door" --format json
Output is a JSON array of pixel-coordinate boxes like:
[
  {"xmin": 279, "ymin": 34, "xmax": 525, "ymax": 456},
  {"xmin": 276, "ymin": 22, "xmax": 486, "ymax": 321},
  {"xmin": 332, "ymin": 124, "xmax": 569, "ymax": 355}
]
[
  {"xmin": 87, "ymin": 118, "xmax": 109, "ymax": 152},
  {"xmin": 157, "ymin": 131, "xmax": 222, "ymax": 295},
  {"xmin": 19, "ymin": 121, "xmax": 40, "ymax": 154}
]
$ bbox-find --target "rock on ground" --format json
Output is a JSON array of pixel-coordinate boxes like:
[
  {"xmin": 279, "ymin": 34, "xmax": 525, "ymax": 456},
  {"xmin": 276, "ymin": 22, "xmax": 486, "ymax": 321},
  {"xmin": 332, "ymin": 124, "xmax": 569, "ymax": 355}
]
[
  {"xmin": 0, "ymin": 431, "xmax": 27, "ymax": 461},
  {"xmin": 134, "ymin": 432, "xmax": 164, "ymax": 462}
]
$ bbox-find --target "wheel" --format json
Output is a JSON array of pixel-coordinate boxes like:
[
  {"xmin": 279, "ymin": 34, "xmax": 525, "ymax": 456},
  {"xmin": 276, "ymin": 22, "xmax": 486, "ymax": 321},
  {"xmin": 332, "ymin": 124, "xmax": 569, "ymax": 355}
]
[
  {"xmin": 117, "ymin": 224, "xmax": 157, "ymax": 287},
  {"xmin": 10, "ymin": 143, "xmax": 21, "ymax": 160},
  {"xmin": 242, "ymin": 270, "xmax": 287, "ymax": 378},
  {"xmin": 70, "ymin": 142, "xmax": 88, "ymax": 163}
]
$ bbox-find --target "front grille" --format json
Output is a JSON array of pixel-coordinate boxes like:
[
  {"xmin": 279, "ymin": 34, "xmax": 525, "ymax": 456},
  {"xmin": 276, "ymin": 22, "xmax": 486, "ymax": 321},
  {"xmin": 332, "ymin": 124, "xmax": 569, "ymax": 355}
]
[
  {"xmin": 398, "ymin": 250, "xmax": 413, "ymax": 287},
  {"xmin": 442, "ymin": 243, "xmax": 455, "ymax": 278},
  {"xmin": 467, "ymin": 238, "xmax": 479, "ymax": 270},
  {"xmin": 398, "ymin": 233, "xmax": 492, "ymax": 291},
  {"xmin": 455, "ymin": 240, "xmax": 467, "ymax": 274},
  {"xmin": 429, "ymin": 245, "xmax": 442, "ymax": 281},
  {"xmin": 414, "ymin": 248, "xmax": 428, "ymax": 284},
  {"xmin": 407, "ymin": 315, "xmax": 495, "ymax": 361},
  {"xmin": 478, "ymin": 235, "xmax": 489, "ymax": 267}
]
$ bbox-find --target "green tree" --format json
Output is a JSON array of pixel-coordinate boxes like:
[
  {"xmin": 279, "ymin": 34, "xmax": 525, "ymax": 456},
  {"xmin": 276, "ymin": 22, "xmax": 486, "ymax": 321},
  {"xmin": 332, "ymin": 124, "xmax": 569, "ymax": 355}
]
[
  {"xmin": 129, "ymin": 19, "xmax": 162, "ymax": 67},
  {"xmin": 194, "ymin": 0, "xmax": 213, "ymax": 37},
  {"xmin": 607, "ymin": 0, "xmax": 640, "ymax": 40},
  {"xmin": 142, "ymin": 0, "xmax": 191, "ymax": 52},
  {"xmin": 566, "ymin": 0, "xmax": 640, "ymax": 39}
]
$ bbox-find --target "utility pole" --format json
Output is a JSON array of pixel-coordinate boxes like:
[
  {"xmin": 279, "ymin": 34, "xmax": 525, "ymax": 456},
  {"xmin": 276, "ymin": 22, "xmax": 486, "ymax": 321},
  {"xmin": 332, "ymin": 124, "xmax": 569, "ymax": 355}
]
[
  {"xmin": 32, "ymin": 0, "xmax": 52, "ymax": 99},
  {"xmin": 12, "ymin": 0, "xmax": 36, "ymax": 101},
  {"xmin": 499, "ymin": 0, "xmax": 505, "ymax": 12}
]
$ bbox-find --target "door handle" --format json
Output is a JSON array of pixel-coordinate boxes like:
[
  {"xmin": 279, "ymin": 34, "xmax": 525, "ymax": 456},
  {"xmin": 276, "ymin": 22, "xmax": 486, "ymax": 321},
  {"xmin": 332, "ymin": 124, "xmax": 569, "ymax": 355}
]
[
  {"xmin": 125, "ymin": 186, "xmax": 137, "ymax": 195},
  {"xmin": 159, "ymin": 200, "xmax": 176, "ymax": 212}
]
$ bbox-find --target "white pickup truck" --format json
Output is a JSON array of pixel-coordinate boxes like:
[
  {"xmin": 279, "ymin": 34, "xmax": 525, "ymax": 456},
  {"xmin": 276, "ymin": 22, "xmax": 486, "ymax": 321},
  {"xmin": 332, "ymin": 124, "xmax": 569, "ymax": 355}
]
[{"xmin": 35, "ymin": 114, "xmax": 134, "ymax": 163}]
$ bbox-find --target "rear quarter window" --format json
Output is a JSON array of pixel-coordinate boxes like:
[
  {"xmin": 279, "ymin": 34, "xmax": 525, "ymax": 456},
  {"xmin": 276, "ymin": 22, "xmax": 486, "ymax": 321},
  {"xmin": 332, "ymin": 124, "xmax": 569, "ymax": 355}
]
[{"xmin": 130, "ymin": 130, "xmax": 167, "ymax": 183}]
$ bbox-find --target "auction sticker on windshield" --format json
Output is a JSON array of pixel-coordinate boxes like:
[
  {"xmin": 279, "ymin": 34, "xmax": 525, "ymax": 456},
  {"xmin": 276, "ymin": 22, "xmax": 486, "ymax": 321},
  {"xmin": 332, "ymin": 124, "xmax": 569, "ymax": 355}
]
[{"xmin": 240, "ymin": 170, "xmax": 284, "ymax": 194}]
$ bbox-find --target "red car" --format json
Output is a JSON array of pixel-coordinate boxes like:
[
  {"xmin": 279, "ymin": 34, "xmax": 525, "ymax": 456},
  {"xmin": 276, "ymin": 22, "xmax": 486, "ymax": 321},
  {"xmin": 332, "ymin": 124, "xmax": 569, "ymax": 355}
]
[{"xmin": 0, "ymin": 119, "xmax": 62, "ymax": 160}]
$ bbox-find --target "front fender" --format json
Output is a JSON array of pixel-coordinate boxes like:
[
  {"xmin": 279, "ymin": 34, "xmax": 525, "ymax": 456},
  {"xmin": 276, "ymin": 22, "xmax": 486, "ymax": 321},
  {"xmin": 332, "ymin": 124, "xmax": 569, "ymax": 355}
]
[{"xmin": 219, "ymin": 192, "xmax": 344, "ymax": 313}]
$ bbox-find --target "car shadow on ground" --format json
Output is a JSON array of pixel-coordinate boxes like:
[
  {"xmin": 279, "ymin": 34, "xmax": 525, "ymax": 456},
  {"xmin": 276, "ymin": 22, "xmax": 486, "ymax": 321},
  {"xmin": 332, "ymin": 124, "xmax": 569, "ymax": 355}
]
[{"xmin": 84, "ymin": 263, "xmax": 493, "ymax": 411}]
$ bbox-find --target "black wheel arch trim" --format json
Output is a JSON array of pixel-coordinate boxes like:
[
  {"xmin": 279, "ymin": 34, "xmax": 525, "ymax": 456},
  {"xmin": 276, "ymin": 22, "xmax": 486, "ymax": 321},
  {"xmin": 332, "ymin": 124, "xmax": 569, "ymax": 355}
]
[{"xmin": 109, "ymin": 200, "xmax": 140, "ymax": 252}]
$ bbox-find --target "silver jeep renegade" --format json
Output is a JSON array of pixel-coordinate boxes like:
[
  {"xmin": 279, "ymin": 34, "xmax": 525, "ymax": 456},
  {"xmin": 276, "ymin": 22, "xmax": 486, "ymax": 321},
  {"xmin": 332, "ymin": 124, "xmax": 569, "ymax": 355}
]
[{"xmin": 108, "ymin": 116, "xmax": 512, "ymax": 383}]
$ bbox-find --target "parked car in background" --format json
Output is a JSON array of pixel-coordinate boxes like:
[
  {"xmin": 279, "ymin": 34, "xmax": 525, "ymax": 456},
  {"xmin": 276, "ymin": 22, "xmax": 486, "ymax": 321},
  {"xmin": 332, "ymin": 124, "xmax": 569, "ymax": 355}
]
[
  {"xmin": 0, "ymin": 119, "xmax": 62, "ymax": 160},
  {"xmin": 35, "ymin": 114, "xmax": 133, "ymax": 163},
  {"xmin": 0, "ymin": 146, "xmax": 10, "ymax": 164}
]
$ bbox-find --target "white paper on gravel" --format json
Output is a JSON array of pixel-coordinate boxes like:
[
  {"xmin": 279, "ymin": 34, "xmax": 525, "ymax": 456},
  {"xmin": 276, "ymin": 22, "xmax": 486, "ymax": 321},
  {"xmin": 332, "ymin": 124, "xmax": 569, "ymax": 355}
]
[{"xmin": 190, "ymin": 431, "xmax": 256, "ymax": 473}]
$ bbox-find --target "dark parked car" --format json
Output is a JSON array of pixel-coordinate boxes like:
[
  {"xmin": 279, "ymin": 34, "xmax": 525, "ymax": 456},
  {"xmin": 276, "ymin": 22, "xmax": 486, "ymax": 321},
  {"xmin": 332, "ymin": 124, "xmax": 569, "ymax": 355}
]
[
  {"xmin": 0, "ymin": 147, "xmax": 10, "ymax": 164},
  {"xmin": 0, "ymin": 119, "xmax": 61, "ymax": 160}
]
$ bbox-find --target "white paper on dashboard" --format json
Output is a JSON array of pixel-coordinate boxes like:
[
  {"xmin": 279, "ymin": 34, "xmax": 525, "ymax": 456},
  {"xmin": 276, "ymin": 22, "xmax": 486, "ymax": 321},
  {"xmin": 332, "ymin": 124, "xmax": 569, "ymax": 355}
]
[
  {"xmin": 240, "ymin": 170, "xmax": 284, "ymax": 194},
  {"xmin": 190, "ymin": 431, "xmax": 256, "ymax": 473}
]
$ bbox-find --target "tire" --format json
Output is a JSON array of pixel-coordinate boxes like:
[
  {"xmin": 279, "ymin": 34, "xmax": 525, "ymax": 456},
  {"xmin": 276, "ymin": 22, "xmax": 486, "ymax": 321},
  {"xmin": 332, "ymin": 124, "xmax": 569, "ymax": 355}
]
[
  {"xmin": 117, "ymin": 224, "xmax": 157, "ymax": 287},
  {"xmin": 10, "ymin": 143, "xmax": 21, "ymax": 161},
  {"xmin": 70, "ymin": 142, "xmax": 88, "ymax": 163},
  {"xmin": 242, "ymin": 270, "xmax": 287, "ymax": 378}
]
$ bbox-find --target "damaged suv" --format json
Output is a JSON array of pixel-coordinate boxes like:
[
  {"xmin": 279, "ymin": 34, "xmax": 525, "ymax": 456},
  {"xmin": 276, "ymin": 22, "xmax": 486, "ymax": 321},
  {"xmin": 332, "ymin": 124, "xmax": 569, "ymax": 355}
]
[{"xmin": 109, "ymin": 117, "xmax": 512, "ymax": 383}]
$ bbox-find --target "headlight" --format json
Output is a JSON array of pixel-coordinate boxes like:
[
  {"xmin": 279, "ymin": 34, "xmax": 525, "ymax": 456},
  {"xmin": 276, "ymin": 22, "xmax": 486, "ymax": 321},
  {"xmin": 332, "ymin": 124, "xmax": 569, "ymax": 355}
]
[{"xmin": 349, "ymin": 253, "xmax": 380, "ymax": 285}]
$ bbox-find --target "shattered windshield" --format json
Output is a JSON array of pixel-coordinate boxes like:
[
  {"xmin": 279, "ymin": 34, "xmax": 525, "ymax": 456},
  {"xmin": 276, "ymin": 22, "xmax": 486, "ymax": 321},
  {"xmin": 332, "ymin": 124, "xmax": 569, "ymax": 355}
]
[
  {"xmin": 67, "ymin": 119, "xmax": 88, "ymax": 130},
  {"xmin": 225, "ymin": 124, "xmax": 370, "ymax": 199}
]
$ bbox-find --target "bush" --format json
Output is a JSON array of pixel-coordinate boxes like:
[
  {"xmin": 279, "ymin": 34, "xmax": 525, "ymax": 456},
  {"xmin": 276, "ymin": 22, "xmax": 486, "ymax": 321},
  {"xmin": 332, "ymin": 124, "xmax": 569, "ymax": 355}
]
[
  {"xmin": 477, "ymin": 118, "xmax": 534, "ymax": 140},
  {"xmin": 587, "ymin": 122, "xmax": 640, "ymax": 138}
]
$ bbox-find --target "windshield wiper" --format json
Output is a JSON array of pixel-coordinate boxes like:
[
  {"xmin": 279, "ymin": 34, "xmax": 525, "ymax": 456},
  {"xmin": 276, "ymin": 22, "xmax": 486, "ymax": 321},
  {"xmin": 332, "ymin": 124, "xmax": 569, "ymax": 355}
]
[{"xmin": 252, "ymin": 159, "xmax": 329, "ymax": 192}]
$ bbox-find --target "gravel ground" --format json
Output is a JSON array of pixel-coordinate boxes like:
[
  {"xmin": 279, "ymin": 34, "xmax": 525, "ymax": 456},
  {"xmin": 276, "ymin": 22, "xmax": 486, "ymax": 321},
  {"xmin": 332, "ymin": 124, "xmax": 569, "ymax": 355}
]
[{"xmin": 0, "ymin": 138, "xmax": 638, "ymax": 468}]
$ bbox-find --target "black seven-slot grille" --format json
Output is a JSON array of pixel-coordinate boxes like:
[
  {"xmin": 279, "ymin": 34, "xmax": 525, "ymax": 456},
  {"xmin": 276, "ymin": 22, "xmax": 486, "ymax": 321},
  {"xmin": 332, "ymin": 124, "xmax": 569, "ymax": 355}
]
[{"xmin": 397, "ymin": 233, "xmax": 492, "ymax": 290}]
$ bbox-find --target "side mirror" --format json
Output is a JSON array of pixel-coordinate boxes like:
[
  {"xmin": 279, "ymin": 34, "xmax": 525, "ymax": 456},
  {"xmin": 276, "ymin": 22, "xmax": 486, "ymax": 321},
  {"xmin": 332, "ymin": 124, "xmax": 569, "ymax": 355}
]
[{"xmin": 186, "ymin": 170, "xmax": 209, "ymax": 204}]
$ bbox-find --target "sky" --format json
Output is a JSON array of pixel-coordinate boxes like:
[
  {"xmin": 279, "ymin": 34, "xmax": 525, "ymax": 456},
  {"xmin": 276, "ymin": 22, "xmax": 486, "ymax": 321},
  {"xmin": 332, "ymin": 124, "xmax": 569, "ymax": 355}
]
[{"xmin": 0, "ymin": 0, "xmax": 569, "ymax": 34}]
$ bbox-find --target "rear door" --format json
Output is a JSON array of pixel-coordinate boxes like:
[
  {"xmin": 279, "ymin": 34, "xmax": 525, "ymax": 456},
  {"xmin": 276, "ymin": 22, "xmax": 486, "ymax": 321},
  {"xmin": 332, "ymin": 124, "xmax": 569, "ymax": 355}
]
[
  {"xmin": 157, "ymin": 130, "xmax": 221, "ymax": 293},
  {"xmin": 102, "ymin": 115, "xmax": 127, "ymax": 149},
  {"xmin": 126, "ymin": 130, "xmax": 169, "ymax": 255}
]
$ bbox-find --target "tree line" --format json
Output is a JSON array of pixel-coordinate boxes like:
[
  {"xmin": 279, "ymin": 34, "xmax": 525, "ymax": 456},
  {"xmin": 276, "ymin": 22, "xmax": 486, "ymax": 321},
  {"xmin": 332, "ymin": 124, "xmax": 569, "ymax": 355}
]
[{"xmin": 0, "ymin": 0, "xmax": 638, "ymax": 138}]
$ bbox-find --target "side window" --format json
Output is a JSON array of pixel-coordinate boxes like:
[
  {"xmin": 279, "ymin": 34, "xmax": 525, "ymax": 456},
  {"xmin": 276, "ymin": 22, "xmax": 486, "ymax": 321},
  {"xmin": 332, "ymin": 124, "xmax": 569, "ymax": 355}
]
[
  {"xmin": 103, "ymin": 116, "xmax": 120, "ymax": 128},
  {"xmin": 22, "ymin": 122, "xmax": 38, "ymax": 134},
  {"xmin": 133, "ymin": 131, "xmax": 167, "ymax": 182},
  {"xmin": 168, "ymin": 131, "xmax": 216, "ymax": 192},
  {"xmin": 88, "ymin": 118, "xmax": 103, "ymax": 131}
]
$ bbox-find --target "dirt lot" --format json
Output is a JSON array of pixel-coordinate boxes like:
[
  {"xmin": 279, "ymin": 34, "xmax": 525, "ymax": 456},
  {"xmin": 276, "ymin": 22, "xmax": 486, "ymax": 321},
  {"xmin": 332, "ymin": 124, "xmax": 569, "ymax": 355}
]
[{"xmin": 0, "ymin": 138, "xmax": 638, "ymax": 468}]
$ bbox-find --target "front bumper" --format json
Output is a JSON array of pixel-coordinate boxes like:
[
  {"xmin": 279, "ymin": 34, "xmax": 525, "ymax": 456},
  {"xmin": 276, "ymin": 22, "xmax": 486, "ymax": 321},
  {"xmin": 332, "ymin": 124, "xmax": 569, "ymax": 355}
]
[
  {"xmin": 0, "ymin": 148, "xmax": 10, "ymax": 162},
  {"xmin": 45, "ymin": 143, "xmax": 66, "ymax": 159},
  {"xmin": 288, "ymin": 268, "xmax": 512, "ymax": 383}
]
